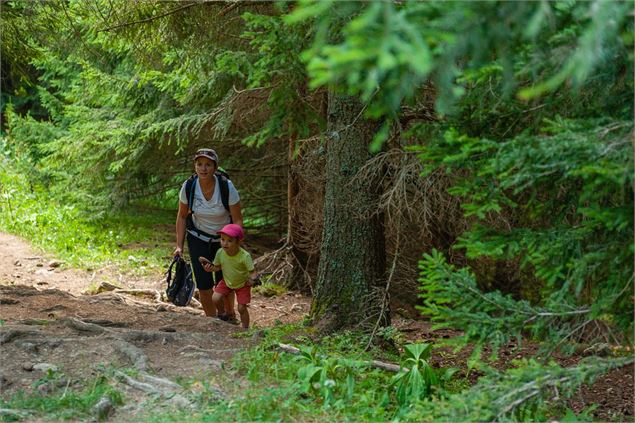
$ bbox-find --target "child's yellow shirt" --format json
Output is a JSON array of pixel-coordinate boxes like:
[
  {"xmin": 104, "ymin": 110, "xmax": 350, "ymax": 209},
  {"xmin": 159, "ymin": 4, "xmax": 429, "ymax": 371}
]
[{"xmin": 213, "ymin": 247, "xmax": 254, "ymax": 289}]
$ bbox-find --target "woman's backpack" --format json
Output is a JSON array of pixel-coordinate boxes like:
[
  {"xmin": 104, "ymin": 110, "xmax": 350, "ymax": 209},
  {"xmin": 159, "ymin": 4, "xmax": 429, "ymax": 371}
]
[{"xmin": 165, "ymin": 256, "xmax": 195, "ymax": 306}]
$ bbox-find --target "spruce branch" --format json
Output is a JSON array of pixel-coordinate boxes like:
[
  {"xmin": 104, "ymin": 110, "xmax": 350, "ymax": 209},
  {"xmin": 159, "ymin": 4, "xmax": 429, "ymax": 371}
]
[
  {"xmin": 409, "ymin": 357, "xmax": 633, "ymax": 421},
  {"xmin": 418, "ymin": 251, "xmax": 605, "ymax": 355},
  {"xmin": 98, "ymin": 2, "xmax": 200, "ymax": 32}
]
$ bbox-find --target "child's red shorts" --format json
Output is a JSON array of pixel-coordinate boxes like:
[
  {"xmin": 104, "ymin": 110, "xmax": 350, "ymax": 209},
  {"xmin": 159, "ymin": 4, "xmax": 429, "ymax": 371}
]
[{"xmin": 213, "ymin": 279, "xmax": 251, "ymax": 305}]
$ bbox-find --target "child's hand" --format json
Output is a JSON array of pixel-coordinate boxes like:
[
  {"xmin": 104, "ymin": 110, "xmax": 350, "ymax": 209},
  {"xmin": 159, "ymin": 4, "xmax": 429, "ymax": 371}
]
[
  {"xmin": 248, "ymin": 274, "xmax": 262, "ymax": 287},
  {"xmin": 198, "ymin": 256, "xmax": 215, "ymax": 272}
]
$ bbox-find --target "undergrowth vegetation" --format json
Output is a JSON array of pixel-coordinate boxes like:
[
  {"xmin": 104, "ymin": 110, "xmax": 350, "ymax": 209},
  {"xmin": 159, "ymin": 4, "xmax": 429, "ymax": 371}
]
[
  {"xmin": 4, "ymin": 325, "xmax": 624, "ymax": 422},
  {"xmin": 142, "ymin": 325, "xmax": 447, "ymax": 422},
  {"xmin": 0, "ymin": 324, "xmax": 633, "ymax": 422},
  {"xmin": 0, "ymin": 161, "xmax": 173, "ymax": 275},
  {"xmin": 130, "ymin": 325, "xmax": 626, "ymax": 422}
]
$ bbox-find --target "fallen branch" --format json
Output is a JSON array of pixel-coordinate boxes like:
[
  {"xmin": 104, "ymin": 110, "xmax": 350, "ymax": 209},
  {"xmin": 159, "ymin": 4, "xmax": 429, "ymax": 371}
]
[
  {"xmin": 177, "ymin": 344, "xmax": 240, "ymax": 355},
  {"xmin": 265, "ymin": 306, "xmax": 289, "ymax": 315},
  {"xmin": 99, "ymin": 2, "xmax": 199, "ymax": 33},
  {"xmin": 277, "ymin": 343, "xmax": 403, "ymax": 373}
]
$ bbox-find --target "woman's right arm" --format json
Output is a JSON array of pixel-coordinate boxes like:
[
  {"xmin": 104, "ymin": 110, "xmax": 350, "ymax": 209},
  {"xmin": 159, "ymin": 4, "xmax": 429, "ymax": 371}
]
[{"xmin": 174, "ymin": 201, "xmax": 189, "ymax": 257}]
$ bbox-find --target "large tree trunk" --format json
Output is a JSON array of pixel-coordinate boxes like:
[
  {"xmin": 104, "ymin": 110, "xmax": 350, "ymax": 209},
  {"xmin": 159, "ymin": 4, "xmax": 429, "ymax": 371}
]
[{"xmin": 311, "ymin": 93, "xmax": 387, "ymax": 333}]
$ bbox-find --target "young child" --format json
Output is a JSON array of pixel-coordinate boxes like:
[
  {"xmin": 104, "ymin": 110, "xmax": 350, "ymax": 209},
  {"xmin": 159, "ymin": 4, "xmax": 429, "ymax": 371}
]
[{"xmin": 200, "ymin": 223, "xmax": 257, "ymax": 329}]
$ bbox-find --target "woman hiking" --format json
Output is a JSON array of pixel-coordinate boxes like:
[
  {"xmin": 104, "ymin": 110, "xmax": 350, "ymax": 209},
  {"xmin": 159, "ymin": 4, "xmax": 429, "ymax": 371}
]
[{"xmin": 173, "ymin": 148, "xmax": 242, "ymax": 322}]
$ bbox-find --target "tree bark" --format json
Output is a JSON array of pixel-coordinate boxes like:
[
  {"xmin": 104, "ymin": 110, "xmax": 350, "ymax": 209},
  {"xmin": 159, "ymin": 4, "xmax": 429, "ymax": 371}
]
[
  {"xmin": 286, "ymin": 133, "xmax": 311, "ymax": 290},
  {"xmin": 311, "ymin": 92, "xmax": 387, "ymax": 332}
]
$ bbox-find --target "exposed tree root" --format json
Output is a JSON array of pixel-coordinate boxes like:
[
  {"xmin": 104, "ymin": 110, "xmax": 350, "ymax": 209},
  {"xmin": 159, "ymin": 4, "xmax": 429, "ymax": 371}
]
[
  {"xmin": 113, "ymin": 370, "xmax": 202, "ymax": 407},
  {"xmin": 62, "ymin": 317, "xmax": 107, "ymax": 334},
  {"xmin": 80, "ymin": 318, "xmax": 130, "ymax": 328},
  {"xmin": 111, "ymin": 288, "xmax": 162, "ymax": 302},
  {"xmin": 0, "ymin": 329, "xmax": 44, "ymax": 345},
  {"xmin": 110, "ymin": 337, "xmax": 150, "ymax": 371},
  {"xmin": 60, "ymin": 317, "xmax": 219, "ymax": 343},
  {"xmin": 86, "ymin": 285, "xmax": 203, "ymax": 311},
  {"xmin": 89, "ymin": 291, "xmax": 204, "ymax": 315},
  {"xmin": 1, "ymin": 318, "xmax": 230, "ymax": 381}
]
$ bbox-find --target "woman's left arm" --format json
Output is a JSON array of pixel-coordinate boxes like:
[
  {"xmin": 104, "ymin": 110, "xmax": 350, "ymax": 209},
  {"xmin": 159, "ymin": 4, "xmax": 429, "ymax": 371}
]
[{"xmin": 230, "ymin": 202, "xmax": 243, "ymax": 227}]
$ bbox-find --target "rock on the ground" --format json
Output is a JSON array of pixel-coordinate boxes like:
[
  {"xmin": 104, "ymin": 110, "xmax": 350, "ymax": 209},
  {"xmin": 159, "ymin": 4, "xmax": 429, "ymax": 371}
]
[
  {"xmin": 0, "ymin": 372, "xmax": 11, "ymax": 390},
  {"xmin": 48, "ymin": 260, "xmax": 63, "ymax": 268},
  {"xmin": 93, "ymin": 396, "xmax": 115, "ymax": 420},
  {"xmin": 32, "ymin": 363, "xmax": 58, "ymax": 372}
]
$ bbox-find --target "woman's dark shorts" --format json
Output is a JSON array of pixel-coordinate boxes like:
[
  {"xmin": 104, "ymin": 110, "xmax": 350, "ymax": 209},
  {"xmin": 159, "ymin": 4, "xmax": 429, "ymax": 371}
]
[{"xmin": 186, "ymin": 232, "xmax": 223, "ymax": 291}]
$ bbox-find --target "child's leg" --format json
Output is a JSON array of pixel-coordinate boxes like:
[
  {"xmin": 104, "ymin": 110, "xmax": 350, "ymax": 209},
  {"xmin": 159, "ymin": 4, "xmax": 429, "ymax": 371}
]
[
  {"xmin": 237, "ymin": 303, "xmax": 249, "ymax": 329},
  {"xmin": 235, "ymin": 285, "xmax": 252, "ymax": 329}
]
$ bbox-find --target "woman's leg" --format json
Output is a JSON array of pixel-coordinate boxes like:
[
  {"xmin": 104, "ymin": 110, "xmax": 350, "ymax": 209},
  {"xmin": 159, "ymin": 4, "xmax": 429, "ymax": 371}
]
[
  {"xmin": 187, "ymin": 233, "xmax": 217, "ymax": 317},
  {"xmin": 224, "ymin": 291, "xmax": 236, "ymax": 319},
  {"xmin": 212, "ymin": 291, "xmax": 225, "ymax": 310},
  {"xmin": 198, "ymin": 289, "xmax": 216, "ymax": 317}
]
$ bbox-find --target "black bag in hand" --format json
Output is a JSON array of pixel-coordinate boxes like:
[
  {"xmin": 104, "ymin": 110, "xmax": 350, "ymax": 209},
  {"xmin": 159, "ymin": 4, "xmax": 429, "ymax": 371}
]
[{"xmin": 166, "ymin": 256, "xmax": 195, "ymax": 306}]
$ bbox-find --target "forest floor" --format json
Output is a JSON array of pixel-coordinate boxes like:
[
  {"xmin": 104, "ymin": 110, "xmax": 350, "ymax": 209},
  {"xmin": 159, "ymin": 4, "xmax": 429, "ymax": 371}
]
[{"xmin": 0, "ymin": 231, "xmax": 632, "ymax": 421}]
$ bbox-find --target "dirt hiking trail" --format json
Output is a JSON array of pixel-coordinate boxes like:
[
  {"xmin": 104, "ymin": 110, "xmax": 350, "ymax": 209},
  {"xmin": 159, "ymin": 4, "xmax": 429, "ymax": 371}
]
[
  {"xmin": 0, "ymin": 232, "xmax": 310, "ymax": 420},
  {"xmin": 0, "ymin": 232, "xmax": 632, "ymax": 421}
]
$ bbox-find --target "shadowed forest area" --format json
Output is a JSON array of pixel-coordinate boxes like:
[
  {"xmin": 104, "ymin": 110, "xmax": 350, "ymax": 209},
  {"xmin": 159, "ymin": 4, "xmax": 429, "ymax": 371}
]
[{"xmin": 1, "ymin": 0, "xmax": 633, "ymax": 421}]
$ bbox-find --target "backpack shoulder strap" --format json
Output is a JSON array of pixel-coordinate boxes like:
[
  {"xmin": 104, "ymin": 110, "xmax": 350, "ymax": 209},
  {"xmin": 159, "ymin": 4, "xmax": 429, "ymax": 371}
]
[
  {"xmin": 185, "ymin": 174, "xmax": 198, "ymax": 213},
  {"xmin": 215, "ymin": 171, "xmax": 230, "ymax": 213}
]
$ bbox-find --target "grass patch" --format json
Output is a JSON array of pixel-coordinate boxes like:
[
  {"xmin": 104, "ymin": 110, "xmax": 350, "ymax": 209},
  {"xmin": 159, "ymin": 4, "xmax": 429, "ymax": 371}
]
[
  {"xmin": 0, "ymin": 373, "xmax": 122, "ymax": 422},
  {"xmin": 0, "ymin": 165, "xmax": 174, "ymax": 275},
  {"xmin": 252, "ymin": 280, "xmax": 287, "ymax": 297}
]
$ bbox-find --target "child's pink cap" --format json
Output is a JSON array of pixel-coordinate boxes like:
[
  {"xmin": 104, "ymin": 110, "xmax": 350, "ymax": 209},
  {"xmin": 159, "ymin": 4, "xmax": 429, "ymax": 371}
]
[{"xmin": 218, "ymin": 223, "xmax": 244, "ymax": 240}]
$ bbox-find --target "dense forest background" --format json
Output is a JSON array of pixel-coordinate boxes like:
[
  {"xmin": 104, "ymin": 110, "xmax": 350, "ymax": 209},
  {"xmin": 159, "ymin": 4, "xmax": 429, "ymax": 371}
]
[{"xmin": 1, "ymin": 0, "xmax": 633, "ymax": 421}]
